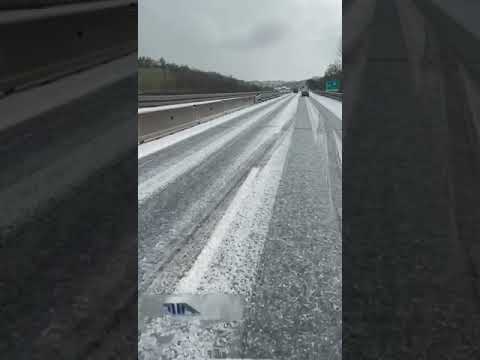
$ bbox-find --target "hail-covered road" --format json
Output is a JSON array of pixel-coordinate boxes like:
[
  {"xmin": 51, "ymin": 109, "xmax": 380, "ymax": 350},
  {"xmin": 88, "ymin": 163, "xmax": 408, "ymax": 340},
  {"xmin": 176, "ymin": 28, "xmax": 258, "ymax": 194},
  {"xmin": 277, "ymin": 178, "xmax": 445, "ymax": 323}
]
[{"xmin": 138, "ymin": 92, "xmax": 342, "ymax": 360}]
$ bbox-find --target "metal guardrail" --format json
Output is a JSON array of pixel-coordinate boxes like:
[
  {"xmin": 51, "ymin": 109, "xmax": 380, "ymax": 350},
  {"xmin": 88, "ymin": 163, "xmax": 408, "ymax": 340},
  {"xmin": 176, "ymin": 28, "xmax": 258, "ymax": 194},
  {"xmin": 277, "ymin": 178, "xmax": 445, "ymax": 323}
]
[
  {"xmin": 0, "ymin": 0, "xmax": 137, "ymax": 97},
  {"xmin": 138, "ymin": 91, "xmax": 277, "ymax": 108},
  {"xmin": 138, "ymin": 95, "xmax": 257, "ymax": 144},
  {"xmin": 255, "ymin": 92, "xmax": 282, "ymax": 102},
  {"xmin": 312, "ymin": 90, "xmax": 343, "ymax": 101},
  {"xmin": 138, "ymin": 91, "xmax": 286, "ymax": 143}
]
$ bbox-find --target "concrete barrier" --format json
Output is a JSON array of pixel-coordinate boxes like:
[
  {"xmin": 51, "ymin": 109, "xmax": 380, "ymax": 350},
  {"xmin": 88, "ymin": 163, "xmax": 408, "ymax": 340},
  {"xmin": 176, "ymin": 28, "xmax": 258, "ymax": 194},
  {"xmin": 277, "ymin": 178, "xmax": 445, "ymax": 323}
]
[{"xmin": 138, "ymin": 95, "xmax": 256, "ymax": 143}]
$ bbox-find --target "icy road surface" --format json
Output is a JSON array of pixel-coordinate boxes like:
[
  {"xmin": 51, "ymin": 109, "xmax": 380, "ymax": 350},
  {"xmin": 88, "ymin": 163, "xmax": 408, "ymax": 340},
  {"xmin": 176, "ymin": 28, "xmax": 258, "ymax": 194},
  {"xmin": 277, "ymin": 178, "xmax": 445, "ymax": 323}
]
[{"xmin": 138, "ymin": 93, "xmax": 342, "ymax": 360}]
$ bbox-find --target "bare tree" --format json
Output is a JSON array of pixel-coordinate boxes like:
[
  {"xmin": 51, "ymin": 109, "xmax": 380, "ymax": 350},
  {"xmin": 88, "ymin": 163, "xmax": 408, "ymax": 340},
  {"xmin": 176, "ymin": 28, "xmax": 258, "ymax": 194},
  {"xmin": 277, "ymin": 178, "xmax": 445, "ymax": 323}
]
[{"xmin": 336, "ymin": 38, "xmax": 342, "ymax": 69}]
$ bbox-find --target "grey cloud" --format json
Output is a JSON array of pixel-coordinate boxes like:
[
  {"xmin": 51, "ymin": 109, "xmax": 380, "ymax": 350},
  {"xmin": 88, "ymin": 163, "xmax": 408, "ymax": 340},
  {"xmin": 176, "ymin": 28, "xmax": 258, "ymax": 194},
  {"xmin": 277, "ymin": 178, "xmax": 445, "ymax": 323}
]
[
  {"xmin": 250, "ymin": 22, "xmax": 290, "ymax": 48},
  {"xmin": 221, "ymin": 21, "xmax": 290, "ymax": 50},
  {"xmin": 139, "ymin": 0, "xmax": 341, "ymax": 81}
]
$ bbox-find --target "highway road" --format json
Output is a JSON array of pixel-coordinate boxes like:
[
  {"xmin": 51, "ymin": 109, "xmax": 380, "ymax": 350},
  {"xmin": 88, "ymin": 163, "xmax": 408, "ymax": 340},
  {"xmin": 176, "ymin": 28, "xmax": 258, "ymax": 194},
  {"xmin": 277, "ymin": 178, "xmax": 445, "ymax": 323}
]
[
  {"xmin": 0, "ymin": 59, "xmax": 137, "ymax": 357},
  {"xmin": 138, "ymin": 92, "xmax": 342, "ymax": 359}
]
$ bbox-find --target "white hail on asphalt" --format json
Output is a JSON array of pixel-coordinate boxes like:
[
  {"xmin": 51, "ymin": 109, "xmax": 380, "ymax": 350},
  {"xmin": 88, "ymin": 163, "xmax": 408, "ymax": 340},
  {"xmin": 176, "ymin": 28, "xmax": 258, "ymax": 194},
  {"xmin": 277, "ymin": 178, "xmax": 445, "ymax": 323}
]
[
  {"xmin": 138, "ymin": 95, "xmax": 292, "ymax": 203},
  {"xmin": 138, "ymin": 96, "xmax": 299, "ymax": 360},
  {"xmin": 310, "ymin": 92, "xmax": 342, "ymax": 120}
]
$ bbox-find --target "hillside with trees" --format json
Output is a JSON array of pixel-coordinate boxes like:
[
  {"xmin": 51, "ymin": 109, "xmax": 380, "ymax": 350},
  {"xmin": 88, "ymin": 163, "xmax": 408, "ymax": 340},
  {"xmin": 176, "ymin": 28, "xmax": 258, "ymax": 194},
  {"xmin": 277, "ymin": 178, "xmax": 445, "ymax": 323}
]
[
  {"xmin": 306, "ymin": 41, "xmax": 343, "ymax": 92},
  {"xmin": 138, "ymin": 56, "xmax": 268, "ymax": 94},
  {"xmin": 306, "ymin": 62, "xmax": 343, "ymax": 92}
]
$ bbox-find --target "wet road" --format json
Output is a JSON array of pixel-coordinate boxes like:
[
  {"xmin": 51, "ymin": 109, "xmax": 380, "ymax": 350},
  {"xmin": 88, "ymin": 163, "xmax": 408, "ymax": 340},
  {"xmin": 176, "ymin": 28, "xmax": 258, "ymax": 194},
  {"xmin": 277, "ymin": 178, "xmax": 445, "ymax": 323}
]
[{"xmin": 138, "ymin": 92, "xmax": 342, "ymax": 359}]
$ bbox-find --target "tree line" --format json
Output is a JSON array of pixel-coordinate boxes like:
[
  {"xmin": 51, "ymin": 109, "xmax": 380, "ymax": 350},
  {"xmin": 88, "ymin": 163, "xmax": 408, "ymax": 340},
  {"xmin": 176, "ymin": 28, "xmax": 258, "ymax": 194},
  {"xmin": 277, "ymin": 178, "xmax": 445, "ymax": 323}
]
[
  {"xmin": 138, "ymin": 56, "xmax": 267, "ymax": 94},
  {"xmin": 306, "ymin": 62, "xmax": 343, "ymax": 92},
  {"xmin": 306, "ymin": 40, "xmax": 343, "ymax": 92}
]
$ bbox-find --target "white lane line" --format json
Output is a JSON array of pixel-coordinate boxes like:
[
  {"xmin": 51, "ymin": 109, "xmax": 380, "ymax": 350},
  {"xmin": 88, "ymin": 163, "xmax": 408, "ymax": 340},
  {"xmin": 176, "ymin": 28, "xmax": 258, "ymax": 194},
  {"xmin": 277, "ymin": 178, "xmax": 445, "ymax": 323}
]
[
  {"xmin": 138, "ymin": 94, "xmax": 290, "ymax": 159},
  {"xmin": 174, "ymin": 122, "xmax": 295, "ymax": 295},
  {"xmin": 307, "ymin": 98, "xmax": 342, "ymax": 165},
  {"xmin": 306, "ymin": 98, "xmax": 320, "ymax": 145},
  {"xmin": 333, "ymin": 131, "xmax": 342, "ymax": 164},
  {"xmin": 138, "ymin": 96, "xmax": 292, "ymax": 204},
  {"xmin": 306, "ymin": 98, "xmax": 337, "ymax": 218},
  {"xmin": 310, "ymin": 92, "xmax": 342, "ymax": 120},
  {"xmin": 174, "ymin": 167, "xmax": 260, "ymax": 293}
]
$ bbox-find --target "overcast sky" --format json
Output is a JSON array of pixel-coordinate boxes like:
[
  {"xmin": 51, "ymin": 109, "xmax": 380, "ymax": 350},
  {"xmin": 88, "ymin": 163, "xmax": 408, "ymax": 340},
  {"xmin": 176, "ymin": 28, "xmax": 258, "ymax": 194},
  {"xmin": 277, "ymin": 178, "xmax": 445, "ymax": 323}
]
[{"xmin": 139, "ymin": 0, "xmax": 341, "ymax": 82}]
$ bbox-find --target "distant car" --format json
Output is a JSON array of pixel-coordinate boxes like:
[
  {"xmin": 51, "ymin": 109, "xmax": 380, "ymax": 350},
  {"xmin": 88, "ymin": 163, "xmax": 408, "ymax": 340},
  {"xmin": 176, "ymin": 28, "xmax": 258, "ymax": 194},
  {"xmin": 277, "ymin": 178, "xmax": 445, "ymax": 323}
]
[
  {"xmin": 292, "ymin": 88, "xmax": 298, "ymax": 93},
  {"xmin": 301, "ymin": 90, "xmax": 309, "ymax": 97}
]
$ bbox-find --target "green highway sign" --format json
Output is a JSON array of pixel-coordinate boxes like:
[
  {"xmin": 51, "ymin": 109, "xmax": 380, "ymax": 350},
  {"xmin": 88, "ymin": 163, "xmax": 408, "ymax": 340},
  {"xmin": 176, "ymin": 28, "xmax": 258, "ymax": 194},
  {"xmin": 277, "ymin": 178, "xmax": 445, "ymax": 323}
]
[{"xmin": 326, "ymin": 79, "xmax": 340, "ymax": 92}]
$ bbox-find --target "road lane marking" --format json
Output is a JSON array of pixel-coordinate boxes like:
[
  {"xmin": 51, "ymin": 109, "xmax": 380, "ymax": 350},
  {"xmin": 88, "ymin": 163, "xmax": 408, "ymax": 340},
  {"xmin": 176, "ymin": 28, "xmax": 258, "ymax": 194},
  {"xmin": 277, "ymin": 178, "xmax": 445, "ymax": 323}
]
[
  {"xmin": 174, "ymin": 101, "xmax": 297, "ymax": 295},
  {"xmin": 306, "ymin": 98, "xmax": 338, "ymax": 221},
  {"xmin": 333, "ymin": 131, "xmax": 342, "ymax": 164},
  {"xmin": 306, "ymin": 98, "xmax": 320, "ymax": 145}
]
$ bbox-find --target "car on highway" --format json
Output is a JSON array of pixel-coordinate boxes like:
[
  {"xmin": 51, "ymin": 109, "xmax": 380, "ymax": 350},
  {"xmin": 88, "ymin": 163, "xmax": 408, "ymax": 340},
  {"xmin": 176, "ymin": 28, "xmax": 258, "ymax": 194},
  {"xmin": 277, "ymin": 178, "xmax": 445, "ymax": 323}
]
[
  {"xmin": 292, "ymin": 88, "xmax": 298, "ymax": 93},
  {"xmin": 301, "ymin": 89, "xmax": 309, "ymax": 97}
]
